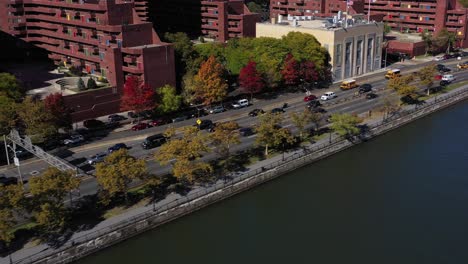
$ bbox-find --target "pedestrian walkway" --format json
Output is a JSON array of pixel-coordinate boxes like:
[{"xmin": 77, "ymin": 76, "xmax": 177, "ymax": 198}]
[{"xmin": 0, "ymin": 112, "xmax": 386, "ymax": 264}]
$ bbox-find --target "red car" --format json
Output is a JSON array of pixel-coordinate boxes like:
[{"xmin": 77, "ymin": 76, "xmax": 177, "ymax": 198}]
[
  {"xmin": 149, "ymin": 118, "xmax": 167, "ymax": 127},
  {"xmin": 434, "ymin": 74, "xmax": 443, "ymax": 80},
  {"xmin": 131, "ymin": 123, "xmax": 150, "ymax": 131},
  {"xmin": 304, "ymin": 95, "xmax": 318, "ymax": 102}
]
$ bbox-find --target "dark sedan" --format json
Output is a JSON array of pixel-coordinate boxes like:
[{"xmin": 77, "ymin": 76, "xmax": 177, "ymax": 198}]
[
  {"xmin": 248, "ymin": 109, "xmax": 265, "ymax": 117},
  {"xmin": 108, "ymin": 143, "xmax": 128, "ymax": 153},
  {"xmin": 359, "ymin": 84, "xmax": 372, "ymax": 93},
  {"xmin": 271, "ymin": 108, "xmax": 285, "ymax": 114}
]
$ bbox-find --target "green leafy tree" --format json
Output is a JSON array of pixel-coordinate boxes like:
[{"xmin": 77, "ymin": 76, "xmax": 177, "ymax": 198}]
[
  {"xmin": 255, "ymin": 113, "xmax": 295, "ymax": 156},
  {"xmin": 209, "ymin": 121, "xmax": 240, "ymax": 157},
  {"xmin": 0, "ymin": 95, "xmax": 17, "ymax": 135},
  {"xmin": 420, "ymin": 31, "xmax": 433, "ymax": 55},
  {"xmin": 95, "ymin": 149, "xmax": 147, "ymax": 204},
  {"xmin": 383, "ymin": 23, "xmax": 392, "ymax": 35},
  {"xmin": 418, "ymin": 65, "xmax": 437, "ymax": 95},
  {"xmin": 0, "ymin": 73, "xmax": 23, "ymax": 100},
  {"xmin": 157, "ymin": 85, "xmax": 182, "ymax": 114},
  {"xmin": 164, "ymin": 32, "xmax": 197, "ymax": 85},
  {"xmin": 77, "ymin": 77, "xmax": 86, "ymax": 91},
  {"xmin": 156, "ymin": 126, "xmax": 212, "ymax": 183},
  {"xmin": 0, "ymin": 184, "xmax": 25, "ymax": 244},
  {"xmin": 181, "ymin": 73, "xmax": 198, "ymax": 105},
  {"xmin": 0, "ymin": 209, "xmax": 15, "ymax": 244},
  {"xmin": 290, "ymin": 109, "xmax": 321, "ymax": 139},
  {"xmin": 387, "ymin": 75, "xmax": 417, "ymax": 97},
  {"xmin": 194, "ymin": 56, "xmax": 228, "ymax": 105},
  {"xmin": 87, "ymin": 78, "xmax": 97, "ymax": 89},
  {"xmin": 459, "ymin": 0, "xmax": 468, "ymax": 7},
  {"xmin": 435, "ymin": 28, "xmax": 457, "ymax": 53},
  {"xmin": 18, "ymin": 96, "xmax": 57, "ymax": 143},
  {"xmin": 330, "ymin": 113, "xmax": 363, "ymax": 138},
  {"xmin": 29, "ymin": 168, "xmax": 80, "ymax": 233},
  {"xmin": 281, "ymin": 32, "xmax": 328, "ymax": 69}
]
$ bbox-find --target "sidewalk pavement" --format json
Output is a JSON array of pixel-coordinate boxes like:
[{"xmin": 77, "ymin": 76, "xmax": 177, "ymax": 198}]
[
  {"xmin": 72, "ymin": 57, "xmax": 437, "ymax": 134},
  {"xmin": 0, "ymin": 106, "xmax": 392, "ymax": 264}
]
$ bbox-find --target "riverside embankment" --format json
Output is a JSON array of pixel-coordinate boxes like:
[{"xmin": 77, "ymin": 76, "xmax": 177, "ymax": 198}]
[{"xmin": 7, "ymin": 84, "xmax": 468, "ymax": 264}]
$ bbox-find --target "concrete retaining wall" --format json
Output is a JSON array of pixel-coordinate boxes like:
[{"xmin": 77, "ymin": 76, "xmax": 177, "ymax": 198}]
[{"xmin": 15, "ymin": 86, "xmax": 468, "ymax": 264}]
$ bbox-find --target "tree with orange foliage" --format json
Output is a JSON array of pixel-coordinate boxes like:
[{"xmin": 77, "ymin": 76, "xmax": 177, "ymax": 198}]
[{"xmin": 194, "ymin": 56, "xmax": 228, "ymax": 106}]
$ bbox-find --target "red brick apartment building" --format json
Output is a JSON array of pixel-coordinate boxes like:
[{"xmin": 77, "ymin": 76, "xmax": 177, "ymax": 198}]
[
  {"xmin": 0, "ymin": 0, "xmax": 175, "ymax": 90},
  {"xmin": 200, "ymin": 0, "xmax": 260, "ymax": 42},
  {"xmin": 270, "ymin": 0, "xmax": 364, "ymax": 18},
  {"xmin": 0, "ymin": 0, "xmax": 175, "ymax": 120},
  {"xmin": 270, "ymin": 0, "xmax": 468, "ymax": 48},
  {"xmin": 143, "ymin": 0, "xmax": 260, "ymax": 43},
  {"xmin": 367, "ymin": 0, "xmax": 468, "ymax": 48}
]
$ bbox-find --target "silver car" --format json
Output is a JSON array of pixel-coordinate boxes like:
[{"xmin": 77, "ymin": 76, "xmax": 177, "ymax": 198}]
[
  {"xmin": 208, "ymin": 105, "xmax": 225, "ymax": 114},
  {"xmin": 87, "ymin": 152, "xmax": 107, "ymax": 165}
]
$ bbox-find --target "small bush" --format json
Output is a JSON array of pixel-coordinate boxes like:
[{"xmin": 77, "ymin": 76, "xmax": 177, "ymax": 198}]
[
  {"xmin": 87, "ymin": 78, "xmax": 97, "ymax": 89},
  {"xmin": 69, "ymin": 66, "xmax": 83, "ymax": 76},
  {"xmin": 77, "ymin": 78, "xmax": 86, "ymax": 91}
]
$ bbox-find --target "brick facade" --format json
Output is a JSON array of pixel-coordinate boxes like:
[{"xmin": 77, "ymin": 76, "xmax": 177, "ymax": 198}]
[
  {"xmin": 0, "ymin": 0, "xmax": 176, "ymax": 91},
  {"xmin": 270, "ymin": 0, "xmax": 468, "ymax": 48}
]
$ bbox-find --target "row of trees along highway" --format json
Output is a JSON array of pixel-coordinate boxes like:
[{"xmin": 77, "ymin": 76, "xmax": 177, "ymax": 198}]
[{"xmin": 0, "ymin": 30, "xmax": 447, "ymax": 250}]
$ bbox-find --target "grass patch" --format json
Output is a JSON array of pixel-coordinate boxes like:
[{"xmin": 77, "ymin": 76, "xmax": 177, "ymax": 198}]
[
  {"xmin": 420, "ymin": 81, "xmax": 468, "ymax": 101},
  {"xmin": 9, "ymin": 221, "xmax": 38, "ymax": 234},
  {"xmin": 445, "ymin": 81, "xmax": 468, "ymax": 92},
  {"xmin": 312, "ymin": 132, "xmax": 329, "ymax": 142},
  {"xmin": 103, "ymin": 197, "xmax": 150, "ymax": 219},
  {"xmin": 415, "ymin": 54, "xmax": 430, "ymax": 59}
]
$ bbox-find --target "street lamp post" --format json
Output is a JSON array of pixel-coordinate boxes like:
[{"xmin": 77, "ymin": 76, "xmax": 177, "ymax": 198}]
[
  {"xmin": 6, "ymin": 143, "xmax": 24, "ymax": 187},
  {"xmin": 3, "ymin": 135, "xmax": 10, "ymax": 166}
]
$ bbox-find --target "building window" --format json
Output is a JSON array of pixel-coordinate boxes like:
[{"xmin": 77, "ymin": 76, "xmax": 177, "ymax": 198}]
[
  {"xmin": 375, "ymin": 37, "xmax": 381, "ymax": 56},
  {"xmin": 344, "ymin": 42, "xmax": 352, "ymax": 78},
  {"xmin": 335, "ymin": 44, "xmax": 342, "ymax": 65},
  {"xmin": 367, "ymin": 38, "xmax": 373, "ymax": 71},
  {"xmin": 356, "ymin": 40, "xmax": 362, "ymax": 66}
]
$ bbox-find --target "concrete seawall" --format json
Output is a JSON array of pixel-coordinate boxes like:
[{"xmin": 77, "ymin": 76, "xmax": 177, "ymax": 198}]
[{"xmin": 14, "ymin": 85, "xmax": 468, "ymax": 264}]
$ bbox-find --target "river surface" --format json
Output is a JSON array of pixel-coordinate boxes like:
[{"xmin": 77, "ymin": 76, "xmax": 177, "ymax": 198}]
[{"xmin": 79, "ymin": 101, "xmax": 468, "ymax": 264}]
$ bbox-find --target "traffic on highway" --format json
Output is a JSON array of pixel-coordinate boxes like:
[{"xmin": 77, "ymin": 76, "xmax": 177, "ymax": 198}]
[{"xmin": 2, "ymin": 58, "xmax": 468, "ymax": 198}]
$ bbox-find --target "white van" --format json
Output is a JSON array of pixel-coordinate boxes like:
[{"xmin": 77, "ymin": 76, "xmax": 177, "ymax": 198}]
[
  {"xmin": 232, "ymin": 99, "xmax": 249, "ymax": 109},
  {"xmin": 442, "ymin": 74, "xmax": 455, "ymax": 82},
  {"xmin": 320, "ymin": 92, "xmax": 337, "ymax": 101}
]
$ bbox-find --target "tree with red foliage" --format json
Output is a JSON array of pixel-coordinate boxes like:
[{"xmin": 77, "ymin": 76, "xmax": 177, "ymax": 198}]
[
  {"xmin": 281, "ymin": 54, "xmax": 300, "ymax": 86},
  {"xmin": 44, "ymin": 93, "xmax": 71, "ymax": 130},
  {"xmin": 120, "ymin": 75, "xmax": 155, "ymax": 118},
  {"xmin": 299, "ymin": 60, "xmax": 319, "ymax": 83},
  {"xmin": 239, "ymin": 61, "xmax": 264, "ymax": 100}
]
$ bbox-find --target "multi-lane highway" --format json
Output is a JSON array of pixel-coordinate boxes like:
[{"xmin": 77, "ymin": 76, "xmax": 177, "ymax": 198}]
[{"xmin": 2, "ymin": 58, "xmax": 468, "ymax": 198}]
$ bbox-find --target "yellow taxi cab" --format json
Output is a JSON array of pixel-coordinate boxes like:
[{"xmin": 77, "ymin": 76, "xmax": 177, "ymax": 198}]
[
  {"xmin": 457, "ymin": 62, "xmax": 468, "ymax": 70},
  {"xmin": 339, "ymin": 79, "xmax": 359, "ymax": 90},
  {"xmin": 385, "ymin": 69, "xmax": 401, "ymax": 79}
]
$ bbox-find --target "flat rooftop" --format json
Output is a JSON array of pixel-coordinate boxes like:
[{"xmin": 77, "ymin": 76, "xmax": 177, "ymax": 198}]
[
  {"xmin": 263, "ymin": 16, "xmax": 382, "ymax": 32},
  {"xmin": 129, "ymin": 43, "xmax": 163, "ymax": 49}
]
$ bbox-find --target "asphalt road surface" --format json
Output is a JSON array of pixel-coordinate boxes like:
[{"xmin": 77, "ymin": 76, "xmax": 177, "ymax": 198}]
[{"xmin": 2, "ymin": 59, "xmax": 468, "ymax": 198}]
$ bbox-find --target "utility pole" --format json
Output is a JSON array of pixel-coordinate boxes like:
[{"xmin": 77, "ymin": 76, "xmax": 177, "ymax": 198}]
[{"xmin": 4, "ymin": 135, "xmax": 10, "ymax": 166}]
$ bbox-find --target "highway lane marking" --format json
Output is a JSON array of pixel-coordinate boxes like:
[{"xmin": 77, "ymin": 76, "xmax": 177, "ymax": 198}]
[{"xmin": 3, "ymin": 61, "xmax": 468, "ymax": 174}]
